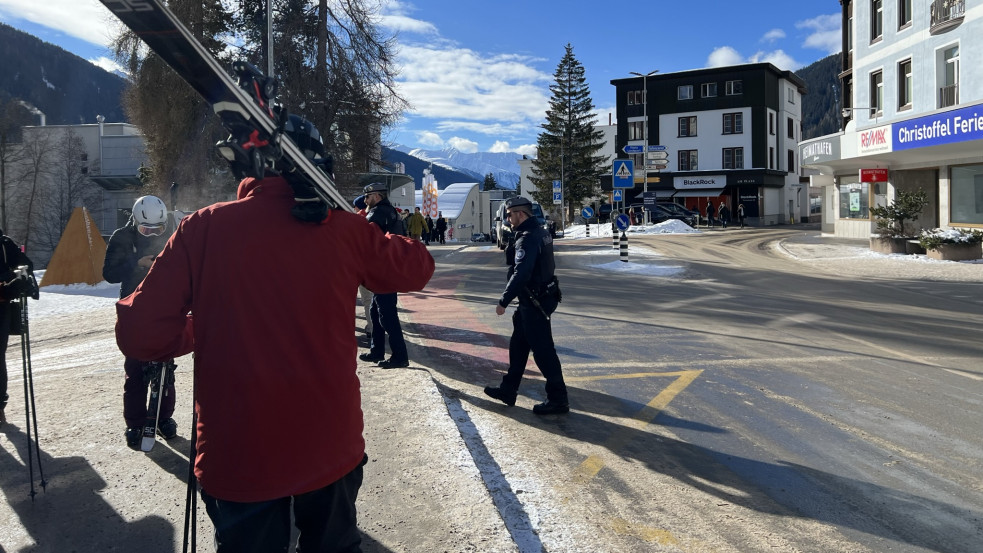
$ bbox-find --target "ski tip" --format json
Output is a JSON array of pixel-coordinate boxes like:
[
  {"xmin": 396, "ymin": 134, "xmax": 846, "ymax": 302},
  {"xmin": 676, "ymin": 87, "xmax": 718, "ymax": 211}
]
[{"xmin": 140, "ymin": 436, "xmax": 156, "ymax": 452}]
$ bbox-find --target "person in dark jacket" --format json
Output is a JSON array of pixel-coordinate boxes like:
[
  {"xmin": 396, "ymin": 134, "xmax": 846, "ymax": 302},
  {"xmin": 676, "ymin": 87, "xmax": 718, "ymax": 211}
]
[
  {"xmin": 103, "ymin": 195, "xmax": 179, "ymax": 448},
  {"xmin": 435, "ymin": 214, "xmax": 448, "ymax": 244},
  {"xmin": 484, "ymin": 196, "xmax": 568, "ymax": 415},
  {"xmin": 706, "ymin": 201, "xmax": 716, "ymax": 227},
  {"xmin": 1, "ymin": 229, "xmax": 38, "ymax": 428},
  {"xmin": 359, "ymin": 182, "xmax": 411, "ymax": 369}
]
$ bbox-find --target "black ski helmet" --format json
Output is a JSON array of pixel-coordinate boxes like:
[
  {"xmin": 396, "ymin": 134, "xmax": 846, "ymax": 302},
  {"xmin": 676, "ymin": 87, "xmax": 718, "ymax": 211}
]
[{"xmin": 283, "ymin": 114, "xmax": 325, "ymax": 163}]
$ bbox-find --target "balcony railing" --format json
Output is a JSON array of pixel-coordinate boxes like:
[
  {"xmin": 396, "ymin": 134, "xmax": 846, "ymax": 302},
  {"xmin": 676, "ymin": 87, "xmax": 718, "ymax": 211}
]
[
  {"xmin": 931, "ymin": 0, "xmax": 965, "ymax": 34},
  {"xmin": 939, "ymin": 84, "xmax": 959, "ymax": 109}
]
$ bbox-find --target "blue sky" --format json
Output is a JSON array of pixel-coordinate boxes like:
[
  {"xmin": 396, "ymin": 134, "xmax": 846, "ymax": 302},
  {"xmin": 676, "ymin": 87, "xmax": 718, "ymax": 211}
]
[{"xmin": 0, "ymin": 0, "xmax": 842, "ymax": 156}]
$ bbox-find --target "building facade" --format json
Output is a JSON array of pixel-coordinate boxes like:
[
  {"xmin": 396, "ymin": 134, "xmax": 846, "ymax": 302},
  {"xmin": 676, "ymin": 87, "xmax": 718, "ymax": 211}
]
[
  {"xmin": 611, "ymin": 63, "xmax": 807, "ymax": 225},
  {"xmin": 800, "ymin": 0, "xmax": 981, "ymax": 238}
]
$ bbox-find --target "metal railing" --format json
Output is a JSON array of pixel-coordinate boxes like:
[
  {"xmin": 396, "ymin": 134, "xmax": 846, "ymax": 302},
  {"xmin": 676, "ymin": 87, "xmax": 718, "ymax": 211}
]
[
  {"xmin": 930, "ymin": 0, "xmax": 965, "ymax": 33},
  {"xmin": 939, "ymin": 84, "xmax": 959, "ymax": 109}
]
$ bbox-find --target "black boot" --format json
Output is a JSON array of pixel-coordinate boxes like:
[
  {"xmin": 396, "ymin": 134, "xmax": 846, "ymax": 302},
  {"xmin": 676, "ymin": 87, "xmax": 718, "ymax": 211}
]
[
  {"xmin": 532, "ymin": 400, "xmax": 569, "ymax": 415},
  {"xmin": 484, "ymin": 386, "xmax": 517, "ymax": 406}
]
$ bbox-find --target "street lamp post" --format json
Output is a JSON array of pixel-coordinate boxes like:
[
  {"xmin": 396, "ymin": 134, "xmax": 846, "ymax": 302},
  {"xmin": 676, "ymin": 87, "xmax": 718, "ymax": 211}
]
[{"xmin": 630, "ymin": 70, "xmax": 658, "ymax": 224}]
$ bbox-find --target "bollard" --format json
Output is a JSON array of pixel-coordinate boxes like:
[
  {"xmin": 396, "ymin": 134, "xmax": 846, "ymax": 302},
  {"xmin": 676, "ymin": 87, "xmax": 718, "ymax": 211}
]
[
  {"xmin": 612, "ymin": 227, "xmax": 619, "ymax": 249},
  {"xmin": 586, "ymin": 221, "xmax": 590, "ymax": 238},
  {"xmin": 619, "ymin": 231, "xmax": 628, "ymax": 262}
]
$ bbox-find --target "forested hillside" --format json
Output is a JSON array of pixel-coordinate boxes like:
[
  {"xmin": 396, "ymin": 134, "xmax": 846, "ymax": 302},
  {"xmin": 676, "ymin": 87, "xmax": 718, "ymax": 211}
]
[
  {"xmin": 0, "ymin": 23, "xmax": 127, "ymax": 124},
  {"xmin": 796, "ymin": 53, "xmax": 841, "ymax": 139}
]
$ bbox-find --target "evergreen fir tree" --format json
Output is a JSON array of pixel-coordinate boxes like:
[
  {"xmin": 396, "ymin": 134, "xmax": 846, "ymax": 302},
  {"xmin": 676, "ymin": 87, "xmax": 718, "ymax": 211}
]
[
  {"xmin": 530, "ymin": 44, "xmax": 607, "ymax": 220},
  {"xmin": 483, "ymin": 173, "xmax": 498, "ymax": 191}
]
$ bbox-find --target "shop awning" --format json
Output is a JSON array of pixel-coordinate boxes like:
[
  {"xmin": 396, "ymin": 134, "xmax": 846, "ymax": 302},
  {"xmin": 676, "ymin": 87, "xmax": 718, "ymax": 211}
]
[{"xmin": 671, "ymin": 188, "xmax": 724, "ymax": 198}]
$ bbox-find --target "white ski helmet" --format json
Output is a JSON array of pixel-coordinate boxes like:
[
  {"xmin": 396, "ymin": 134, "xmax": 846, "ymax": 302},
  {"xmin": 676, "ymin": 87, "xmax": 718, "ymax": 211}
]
[{"xmin": 132, "ymin": 195, "xmax": 168, "ymax": 226}]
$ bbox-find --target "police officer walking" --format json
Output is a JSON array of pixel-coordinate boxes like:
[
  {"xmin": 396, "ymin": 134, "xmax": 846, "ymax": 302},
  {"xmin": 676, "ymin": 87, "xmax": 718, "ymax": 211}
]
[
  {"xmin": 484, "ymin": 197, "xmax": 568, "ymax": 414},
  {"xmin": 359, "ymin": 183, "xmax": 411, "ymax": 368}
]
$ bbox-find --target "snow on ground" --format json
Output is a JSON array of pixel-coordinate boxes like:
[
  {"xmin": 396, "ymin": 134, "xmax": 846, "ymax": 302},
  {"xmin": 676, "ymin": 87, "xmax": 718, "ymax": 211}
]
[
  {"xmin": 561, "ymin": 219, "xmax": 699, "ymax": 239},
  {"xmin": 29, "ymin": 271, "xmax": 120, "ymax": 318}
]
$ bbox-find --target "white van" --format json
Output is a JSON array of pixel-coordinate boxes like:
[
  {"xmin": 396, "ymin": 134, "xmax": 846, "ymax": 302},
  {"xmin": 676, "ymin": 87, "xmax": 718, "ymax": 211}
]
[{"xmin": 494, "ymin": 200, "xmax": 546, "ymax": 250}]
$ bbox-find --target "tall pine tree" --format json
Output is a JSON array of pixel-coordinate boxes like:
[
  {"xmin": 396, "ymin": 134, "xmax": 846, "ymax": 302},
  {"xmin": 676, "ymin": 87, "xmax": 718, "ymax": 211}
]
[{"xmin": 530, "ymin": 44, "xmax": 606, "ymax": 221}]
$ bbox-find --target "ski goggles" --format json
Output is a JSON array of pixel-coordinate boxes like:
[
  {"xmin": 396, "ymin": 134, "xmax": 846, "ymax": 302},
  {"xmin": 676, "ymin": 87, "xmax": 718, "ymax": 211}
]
[{"xmin": 137, "ymin": 223, "xmax": 166, "ymax": 237}]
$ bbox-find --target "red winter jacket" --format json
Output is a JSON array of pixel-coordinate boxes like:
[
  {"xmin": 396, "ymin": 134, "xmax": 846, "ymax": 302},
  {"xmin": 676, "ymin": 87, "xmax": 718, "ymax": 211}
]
[{"xmin": 115, "ymin": 176, "xmax": 434, "ymax": 502}]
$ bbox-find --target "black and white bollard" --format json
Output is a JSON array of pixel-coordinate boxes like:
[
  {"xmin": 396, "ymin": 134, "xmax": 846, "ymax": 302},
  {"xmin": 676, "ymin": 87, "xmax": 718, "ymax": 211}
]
[
  {"xmin": 619, "ymin": 232, "xmax": 628, "ymax": 262},
  {"xmin": 585, "ymin": 221, "xmax": 590, "ymax": 238},
  {"xmin": 612, "ymin": 227, "xmax": 619, "ymax": 249}
]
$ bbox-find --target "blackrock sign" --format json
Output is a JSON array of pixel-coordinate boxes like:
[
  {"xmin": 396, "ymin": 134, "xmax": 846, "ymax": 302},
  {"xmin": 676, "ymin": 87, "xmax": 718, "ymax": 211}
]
[{"xmin": 674, "ymin": 175, "xmax": 725, "ymax": 189}]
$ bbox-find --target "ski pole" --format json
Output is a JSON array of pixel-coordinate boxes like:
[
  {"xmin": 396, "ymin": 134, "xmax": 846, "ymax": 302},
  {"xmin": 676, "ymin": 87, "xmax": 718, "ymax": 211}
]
[{"xmin": 18, "ymin": 289, "xmax": 46, "ymax": 499}]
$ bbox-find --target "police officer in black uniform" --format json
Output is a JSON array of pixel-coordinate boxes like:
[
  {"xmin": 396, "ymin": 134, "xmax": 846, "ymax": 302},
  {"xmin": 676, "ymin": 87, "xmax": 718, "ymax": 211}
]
[
  {"xmin": 359, "ymin": 182, "xmax": 410, "ymax": 369},
  {"xmin": 484, "ymin": 196, "xmax": 568, "ymax": 414}
]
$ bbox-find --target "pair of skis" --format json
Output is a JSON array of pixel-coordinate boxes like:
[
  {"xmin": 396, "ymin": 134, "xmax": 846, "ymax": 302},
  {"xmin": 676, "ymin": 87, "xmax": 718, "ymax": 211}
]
[
  {"xmin": 140, "ymin": 360, "xmax": 176, "ymax": 452},
  {"xmin": 99, "ymin": 0, "xmax": 353, "ymax": 213}
]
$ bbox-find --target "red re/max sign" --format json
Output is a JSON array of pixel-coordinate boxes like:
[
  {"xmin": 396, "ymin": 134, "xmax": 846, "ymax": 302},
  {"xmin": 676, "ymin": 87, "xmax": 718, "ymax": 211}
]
[{"xmin": 860, "ymin": 168, "xmax": 888, "ymax": 182}]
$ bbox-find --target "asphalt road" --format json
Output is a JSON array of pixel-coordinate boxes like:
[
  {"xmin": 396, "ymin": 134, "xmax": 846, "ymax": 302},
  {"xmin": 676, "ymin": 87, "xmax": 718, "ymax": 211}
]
[{"xmin": 409, "ymin": 229, "xmax": 983, "ymax": 553}]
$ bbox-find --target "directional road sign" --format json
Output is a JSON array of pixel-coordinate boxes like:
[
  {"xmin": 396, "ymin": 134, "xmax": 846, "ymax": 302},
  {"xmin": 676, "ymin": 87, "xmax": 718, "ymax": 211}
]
[
  {"xmin": 648, "ymin": 145, "xmax": 667, "ymax": 151},
  {"xmin": 615, "ymin": 213, "xmax": 631, "ymax": 231},
  {"xmin": 581, "ymin": 206, "xmax": 594, "ymax": 219},
  {"xmin": 623, "ymin": 145, "xmax": 644, "ymax": 154},
  {"xmin": 647, "ymin": 151, "xmax": 669, "ymax": 160},
  {"xmin": 613, "ymin": 159, "xmax": 634, "ymax": 188}
]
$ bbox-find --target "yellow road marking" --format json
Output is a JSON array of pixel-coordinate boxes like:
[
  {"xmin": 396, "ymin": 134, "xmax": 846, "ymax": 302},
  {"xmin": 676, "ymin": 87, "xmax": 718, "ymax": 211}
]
[{"xmin": 572, "ymin": 369, "xmax": 702, "ymax": 484}]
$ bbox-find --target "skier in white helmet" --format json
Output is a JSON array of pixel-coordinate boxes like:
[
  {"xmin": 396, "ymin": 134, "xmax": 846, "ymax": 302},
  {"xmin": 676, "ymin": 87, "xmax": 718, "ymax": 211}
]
[{"xmin": 103, "ymin": 195, "xmax": 179, "ymax": 449}]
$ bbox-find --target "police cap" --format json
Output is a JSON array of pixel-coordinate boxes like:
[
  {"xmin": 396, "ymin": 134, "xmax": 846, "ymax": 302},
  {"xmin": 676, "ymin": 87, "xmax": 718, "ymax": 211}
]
[
  {"xmin": 363, "ymin": 182, "xmax": 388, "ymax": 195},
  {"xmin": 504, "ymin": 196, "xmax": 533, "ymax": 213}
]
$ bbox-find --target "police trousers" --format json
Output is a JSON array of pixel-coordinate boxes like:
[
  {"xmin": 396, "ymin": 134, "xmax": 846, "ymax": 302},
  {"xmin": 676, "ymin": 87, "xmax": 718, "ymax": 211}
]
[{"xmin": 500, "ymin": 300, "xmax": 567, "ymax": 402}]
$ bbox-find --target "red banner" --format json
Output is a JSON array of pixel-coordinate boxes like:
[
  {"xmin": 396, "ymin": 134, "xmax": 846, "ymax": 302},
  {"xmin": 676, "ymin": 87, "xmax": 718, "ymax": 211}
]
[{"xmin": 860, "ymin": 168, "xmax": 888, "ymax": 182}]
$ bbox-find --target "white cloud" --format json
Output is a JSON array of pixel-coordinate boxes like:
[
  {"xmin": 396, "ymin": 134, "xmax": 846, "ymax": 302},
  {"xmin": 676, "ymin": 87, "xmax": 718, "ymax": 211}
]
[
  {"xmin": 706, "ymin": 46, "xmax": 745, "ymax": 68},
  {"xmin": 0, "ymin": 0, "xmax": 117, "ymax": 47},
  {"xmin": 417, "ymin": 131, "xmax": 444, "ymax": 147},
  {"xmin": 447, "ymin": 136, "xmax": 478, "ymax": 153},
  {"xmin": 797, "ymin": 13, "xmax": 842, "ymax": 54},
  {"xmin": 89, "ymin": 56, "xmax": 124, "ymax": 75},
  {"xmin": 761, "ymin": 28, "xmax": 786, "ymax": 43},
  {"xmin": 489, "ymin": 141, "xmax": 512, "ymax": 153},
  {"xmin": 514, "ymin": 144, "xmax": 537, "ymax": 157},
  {"xmin": 748, "ymin": 49, "xmax": 801, "ymax": 71}
]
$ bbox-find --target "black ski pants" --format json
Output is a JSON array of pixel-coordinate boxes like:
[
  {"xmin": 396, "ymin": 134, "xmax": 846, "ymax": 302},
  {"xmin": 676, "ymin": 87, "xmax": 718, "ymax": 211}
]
[
  {"xmin": 500, "ymin": 300, "xmax": 567, "ymax": 402},
  {"xmin": 0, "ymin": 302, "xmax": 10, "ymax": 410},
  {"xmin": 369, "ymin": 292, "xmax": 407, "ymax": 362},
  {"xmin": 201, "ymin": 455, "xmax": 367, "ymax": 553},
  {"xmin": 122, "ymin": 356, "xmax": 175, "ymax": 429}
]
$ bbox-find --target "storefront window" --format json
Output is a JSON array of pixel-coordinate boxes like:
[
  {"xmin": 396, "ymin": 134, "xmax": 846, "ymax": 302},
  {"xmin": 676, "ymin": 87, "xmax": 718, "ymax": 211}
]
[
  {"xmin": 950, "ymin": 164, "xmax": 983, "ymax": 225},
  {"xmin": 839, "ymin": 182, "xmax": 869, "ymax": 219}
]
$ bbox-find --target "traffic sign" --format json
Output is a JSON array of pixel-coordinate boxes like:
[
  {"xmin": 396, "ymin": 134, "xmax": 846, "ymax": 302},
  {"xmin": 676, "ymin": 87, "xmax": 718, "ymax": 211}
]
[
  {"xmin": 623, "ymin": 145, "xmax": 644, "ymax": 154},
  {"xmin": 647, "ymin": 151, "xmax": 669, "ymax": 160},
  {"xmin": 613, "ymin": 190, "xmax": 623, "ymax": 202},
  {"xmin": 613, "ymin": 159, "xmax": 634, "ymax": 188},
  {"xmin": 581, "ymin": 206, "xmax": 594, "ymax": 219},
  {"xmin": 646, "ymin": 164, "xmax": 668, "ymax": 170},
  {"xmin": 552, "ymin": 180, "xmax": 562, "ymax": 205},
  {"xmin": 552, "ymin": 180, "xmax": 562, "ymax": 191},
  {"xmin": 615, "ymin": 213, "xmax": 631, "ymax": 231},
  {"xmin": 648, "ymin": 145, "xmax": 667, "ymax": 151}
]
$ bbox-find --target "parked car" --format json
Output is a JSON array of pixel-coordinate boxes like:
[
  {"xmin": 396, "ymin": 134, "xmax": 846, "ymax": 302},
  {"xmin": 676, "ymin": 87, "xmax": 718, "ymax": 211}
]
[
  {"xmin": 657, "ymin": 202, "xmax": 699, "ymax": 220},
  {"xmin": 628, "ymin": 204, "xmax": 697, "ymax": 227},
  {"xmin": 495, "ymin": 200, "xmax": 547, "ymax": 249}
]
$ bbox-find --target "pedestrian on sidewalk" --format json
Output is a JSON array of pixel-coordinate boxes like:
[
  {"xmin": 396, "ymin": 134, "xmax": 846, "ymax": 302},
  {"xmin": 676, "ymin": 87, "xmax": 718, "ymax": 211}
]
[
  {"xmin": 706, "ymin": 201, "xmax": 716, "ymax": 228},
  {"xmin": 0, "ymin": 229, "xmax": 38, "ymax": 428},
  {"xmin": 718, "ymin": 203, "xmax": 730, "ymax": 229},
  {"xmin": 360, "ymin": 182, "xmax": 414, "ymax": 369},
  {"xmin": 737, "ymin": 203, "xmax": 746, "ymax": 228},
  {"xmin": 103, "ymin": 195, "xmax": 179, "ymax": 449},
  {"xmin": 115, "ymin": 116, "xmax": 434, "ymax": 552},
  {"xmin": 484, "ymin": 196, "xmax": 568, "ymax": 415}
]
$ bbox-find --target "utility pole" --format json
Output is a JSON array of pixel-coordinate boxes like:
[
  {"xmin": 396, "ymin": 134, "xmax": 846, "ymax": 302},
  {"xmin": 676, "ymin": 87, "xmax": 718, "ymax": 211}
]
[{"xmin": 630, "ymin": 70, "xmax": 658, "ymax": 223}]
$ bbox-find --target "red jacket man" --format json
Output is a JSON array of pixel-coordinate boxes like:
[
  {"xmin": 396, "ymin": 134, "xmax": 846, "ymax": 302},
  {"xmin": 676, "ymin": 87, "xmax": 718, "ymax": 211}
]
[{"xmin": 115, "ymin": 174, "xmax": 434, "ymax": 550}]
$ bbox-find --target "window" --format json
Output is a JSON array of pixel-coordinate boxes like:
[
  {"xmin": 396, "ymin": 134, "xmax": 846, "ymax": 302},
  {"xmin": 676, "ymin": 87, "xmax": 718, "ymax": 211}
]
[
  {"xmin": 769, "ymin": 112, "xmax": 775, "ymax": 134},
  {"xmin": 627, "ymin": 90, "xmax": 643, "ymax": 105},
  {"xmin": 787, "ymin": 117, "xmax": 795, "ymax": 139},
  {"xmin": 678, "ymin": 116, "xmax": 697, "ymax": 137},
  {"xmin": 870, "ymin": 70, "xmax": 883, "ymax": 114},
  {"xmin": 678, "ymin": 85, "xmax": 693, "ymax": 100},
  {"xmin": 871, "ymin": 0, "xmax": 883, "ymax": 41},
  {"xmin": 769, "ymin": 147, "xmax": 775, "ymax": 169},
  {"xmin": 788, "ymin": 87, "xmax": 795, "ymax": 103},
  {"xmin": 723, "ymin": 147, "xmax": 744, "ymax": 169},
  {"xmin": 839, "ymin": 182, "xmax": 870, "ymax": 219},
  {"xmin": 678, "ymin": 150, "xmax": 698, "ymax": 171},
  {"xmin": 628, "ymin": 121, "xmax": 644, "ymax": 141},
  {"xmin": 898, "ymin": 58, "xmax": 912, "ymax": 109},
  {"xmin": 787, "ymin": 150, "xmax": 796, "ymax": 174},
  {"xmin": 725, "ymin": 80, "xmax": 743, "ymax": 95},
  {"xmin": 898, "ymin": 0, "xmax": 911, "ymax": 28},
  {"xmin": 723, "ymin": 113, "xmax": 743, "ymax": 134},
  {"xmin": 940, "ymin": 45, "xmax": 959, "ymax": 108},
  {"xmin": 701, "ymin": 83, "xmax": 717, "ymax": 97},
  {"xmin": 949, "ymin": 165, "xmax": 983, "ymax": 224}
]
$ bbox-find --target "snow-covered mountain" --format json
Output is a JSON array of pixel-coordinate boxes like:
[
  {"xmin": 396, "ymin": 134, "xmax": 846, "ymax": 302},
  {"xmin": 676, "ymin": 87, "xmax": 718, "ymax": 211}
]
[{"xmin": 391, "ymin": 145, "xmax": 522, "ymax": 190}]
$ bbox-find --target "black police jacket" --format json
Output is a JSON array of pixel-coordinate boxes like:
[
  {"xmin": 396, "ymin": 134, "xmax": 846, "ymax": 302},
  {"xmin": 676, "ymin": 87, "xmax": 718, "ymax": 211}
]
[
  {"xmin": 499, "ymin": 216, "xmax": 555, "ymax": 307},
  {"xmin": 103, "ymin": 222, "xmax": 170, "ymax": 298},
  {"xmin": 366, "ymin": 198, "xmax": 401, "ymax": 235}
]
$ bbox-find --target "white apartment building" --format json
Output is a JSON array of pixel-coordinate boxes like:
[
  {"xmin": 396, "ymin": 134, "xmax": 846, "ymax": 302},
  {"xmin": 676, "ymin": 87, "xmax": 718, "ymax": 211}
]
[{"xmin": 800, "ymin": 0, "xmax": 982, "ymax": 238}]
